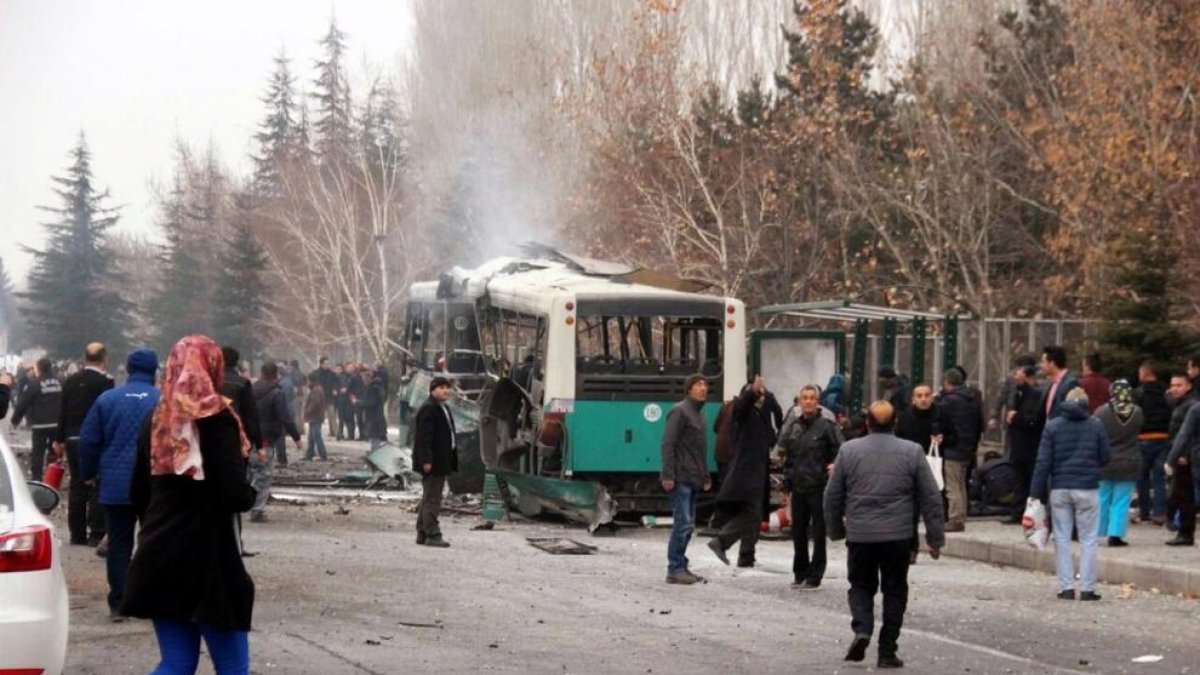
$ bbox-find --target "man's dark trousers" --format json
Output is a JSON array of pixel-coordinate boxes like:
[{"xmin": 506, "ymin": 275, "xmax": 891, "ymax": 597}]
[
  {"xmin": 418, "ymin": 474, "xmax": 446, "ymax": 540},
  {"xmin": 791, "ymin": 489, "xmax": 826, "ymax": 584},
  {"xmin": 65, "ymin": 439, "xmax": 105, "ymax": 543},
  {"xmin": 104, "ymin": 504, "xmax": 136, "ymax": 613},
  {"xmin": 1167, "ymin": 469, "xmax": 1195, "ymax": 540},
  {"xmin": 1009, "ymin": 461, "xmax": 1034, "ymax": 521},
  {"xmin": 29, "ymin": 428, "xmax": 55, "ymax": 481},
  {"xmin": 847, "ymin": 539, "xmax": 911, "ymax": 657},
  {"xmin": 714, "ymin": 500, "xmax": 762, "ymax": 565}
]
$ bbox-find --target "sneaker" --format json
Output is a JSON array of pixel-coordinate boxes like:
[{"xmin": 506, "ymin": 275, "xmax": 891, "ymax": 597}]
[
  {"xmin": 423, "ymin": 537, "xmax": 451, "ymax": 548},
  {"xmin": 1079, "ymin": 591, "xmax": 1101, "ymax": 601},
  {"xmin": 1165, "ymin": 536, "xmax": 1194, "ymax": 546},
  {"xmin": 665, "ymin": 570, "xmax": 700, "ymax": 585},
  {"xmin": 877, "ymin": 655, "xmax": 905, "ymax": 668},
  {"xmin": 844, "ymin": 634, "xmax": 870, "ymax": 662},
  {"xmin": 707, "ymin": 538, "xmax": 730, "ymax": 566},
  {"xmin": 1056, "ymin": 590, "xmax": 1075, "ymax": 600}
]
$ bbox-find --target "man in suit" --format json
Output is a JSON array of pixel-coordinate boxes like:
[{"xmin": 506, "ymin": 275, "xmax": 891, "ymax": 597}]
[
  {"xmin": 412, "ymin": 376, "xmax": 458, "ymax": 548},
  {"xmin": 1038, "ymin": 345, "xmax": 1079, "ymax": 427}
]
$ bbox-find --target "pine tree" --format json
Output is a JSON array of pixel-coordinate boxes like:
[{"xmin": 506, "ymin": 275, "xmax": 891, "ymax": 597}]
[
  {"xmin": 311, "ymin": 17, "xmax": 353, "ymax": 161},
  {"xmin": 251, "ymin": 50, "xmax": 301, "ymax": 194},
  {"xmin": 358, "ymin": 79, "xmax": 405, "ymax": 174},
  {"xmin": 211, "ymin": 209, "xmax": 271, "ymax": 359},
  {"xmin": 148, "ymin": 180, "xmax": 213, "ymax": 354},
  {"xmin": 0, "ymin": 256, "xmax": 23, "ymax": 353},
  {"xmin": 20, "ymin": 134, "xmax": 132, "ymax": 358}
]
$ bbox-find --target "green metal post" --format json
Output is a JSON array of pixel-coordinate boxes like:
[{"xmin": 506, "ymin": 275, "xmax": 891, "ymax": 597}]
[
  {"xmin": 943, "ymin": 315, "xmax": 959, "ymax": 372},
  {"xmin": 911, "ymin": 316, "xmax": 927, "ymax": 385},
  {"xmin": 881, "ymin": 318, "xmax": 898, "ymax": 371},
  {"xmin": 850, "ymin": 319, "xmax": 869, "ymax": 414}
]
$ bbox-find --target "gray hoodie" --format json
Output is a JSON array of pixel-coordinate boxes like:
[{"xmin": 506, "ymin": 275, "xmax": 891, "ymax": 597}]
[{"xmin": 660, "ymin": 398, "xmax": 710, "ymax": 488}]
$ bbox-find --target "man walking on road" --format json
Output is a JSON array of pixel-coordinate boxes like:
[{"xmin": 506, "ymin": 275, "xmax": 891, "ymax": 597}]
[
  {"xmin": 778, "ymin": 384, "xmax": 842, "ymax": 589},
  {"xmin": 660, "ymin": 374, "xmax": 712, "ymax": 585},
  {"xmin": 413, "ymin": 376, "xmax": 457, "ymax": 547},
  {"xmin": 250, "ymin": 362, "xmax": 301, "ymax": 522},
  {"xmin": 825, "ymin": 400, "xmax": 945, "ymax": 669},
  {"xmin": 78, "ymin": 348, "xmax": 160, "ymax": 622},
  {"xmin": 55, "ymin": 342, "xmax": 115, "ymax": 546},
  {"xmin": 10, "ymin": 357, "xmax": 63, "ymax": 480}
]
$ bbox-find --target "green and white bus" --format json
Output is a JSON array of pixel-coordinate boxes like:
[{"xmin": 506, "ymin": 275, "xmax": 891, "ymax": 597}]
[{"xmin": 403, "ymin": 253, "xmax": 747, "ymax": 527}]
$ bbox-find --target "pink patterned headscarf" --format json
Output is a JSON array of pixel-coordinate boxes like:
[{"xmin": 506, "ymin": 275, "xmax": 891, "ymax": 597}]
[{"xmin": 149, "ymin": 335, "xmax": 250, "ymax": 479}]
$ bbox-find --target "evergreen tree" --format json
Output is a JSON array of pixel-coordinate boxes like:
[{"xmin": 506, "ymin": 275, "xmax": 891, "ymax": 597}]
[
  {"xmin": 251, "ymin": 50, "xmax": 301, "ymax": 194},
  {"xmin": 0, "ymin": 256, "xmax": 24, "ymax": 353},
  {"xmin": 211, "ymin": 209, "xmax": 271, "ymax": 359},
  {"xmin": 311, "ymin": 17, "xmax": 353, "ymax": 161},
  {"xmin": 21, "ymin": 134, "xmax": 132, "ymax": 358},
  {"xmin": 358, "ymin": 79, "xmax": 406, "ymax": 174},
  {"xmin": 148, "ymin": 180, "xmax": 213, "ymax": 354}
]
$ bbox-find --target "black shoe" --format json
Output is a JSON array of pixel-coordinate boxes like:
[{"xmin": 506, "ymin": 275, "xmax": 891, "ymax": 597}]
[
  {"xmin": 70, "ymin": 537, "xmax": 88, "ymax": 546},
  {"xmin": 707, "ymin": 538, "xmax": 730, "ymax": 566},
  {"xmin": 878, "ymin": 655, "xmax": 905, "ymax": 668},
  {"xmin": 1056, "ymin": 590, "xmax": 1075, "ymax": 600},
  {"xmin": 416, "ymin": 531, "xmax": 427, "ymax": 545},
  {"xmin": 1165, "ymin": 536, "xmax": 1194, "ymax": 546},
  {"xmin": 736, "ymin": 559, "xmax": 755, "ymax": 569},
  {"xmin": 1079, "ymin": 591, "xmax": 1101, "ymax": 601},
  {"xmin": 1108, "ymin": 536, "xmax": 1128, "ymax": 547},
  {"xmin": 240, "ymin": 550, "xmax": 258, "ymax": 558},
  {"xmin": 423, "ymin": 537, "xmax": 450, "ymax": 548},
  {"xmin": 844, "ymin": 635, "xmax": 870, "ymax": 662}
]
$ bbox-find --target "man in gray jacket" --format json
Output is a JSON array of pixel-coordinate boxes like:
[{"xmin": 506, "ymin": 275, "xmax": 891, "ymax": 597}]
[
  {"xmin": 661, "ymin": 374, "xmax": 713, "ymax": 585},
  {"xmin": 826, "ymin": 400, "xmax": 945, "ymax": 669}
]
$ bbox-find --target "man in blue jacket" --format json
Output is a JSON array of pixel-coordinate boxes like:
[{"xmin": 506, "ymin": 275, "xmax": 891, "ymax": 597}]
[{"xmin": 79, "ymin": 348, "xmax": 160, "ymax": 622}]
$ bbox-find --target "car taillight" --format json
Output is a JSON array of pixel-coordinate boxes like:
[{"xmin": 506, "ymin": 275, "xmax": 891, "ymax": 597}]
[{"xmin": 0, "ymin": 525, "xmax": 52, "ymax": 573}]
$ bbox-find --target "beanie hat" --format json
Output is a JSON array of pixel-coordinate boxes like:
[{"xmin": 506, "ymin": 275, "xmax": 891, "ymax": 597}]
[
  {"xmin": 126, "ymin": 348, "xmax": 159, "ymax": 376},
  {"xmin": 430, "ymin": 376, "xmax": 452, "ymax": 392}
]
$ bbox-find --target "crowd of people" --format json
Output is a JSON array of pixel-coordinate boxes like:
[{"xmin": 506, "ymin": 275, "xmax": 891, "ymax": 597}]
[
  {"xmin": 0, "ymin": 339, "xmax": 397, "ymax": 674},
  {"xmin": 658, "ymin": 345, "xmax": 1200, "ymax": 668}
]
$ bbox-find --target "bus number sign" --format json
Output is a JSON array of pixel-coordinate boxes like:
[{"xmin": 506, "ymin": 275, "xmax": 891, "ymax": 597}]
[{"xmin": 643, "ymin": 404, "xmax": 662, "ymax": 423}]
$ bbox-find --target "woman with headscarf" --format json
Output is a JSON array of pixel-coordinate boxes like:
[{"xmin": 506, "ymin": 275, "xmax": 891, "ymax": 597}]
[
  {"xmin": 122, "ymin": 335, "xmax": 257, "ymax": 674},
  {"xmin": 1094, "ymin": 379, "xmax": 1144, "ymax": 547}
]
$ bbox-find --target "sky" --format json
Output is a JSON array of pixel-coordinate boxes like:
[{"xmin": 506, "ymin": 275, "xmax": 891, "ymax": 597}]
[{"xmin": 0, "ymin": 0, "xmax": 413, "ymax": 284}]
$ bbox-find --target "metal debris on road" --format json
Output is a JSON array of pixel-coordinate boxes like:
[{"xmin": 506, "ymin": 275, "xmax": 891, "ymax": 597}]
[{"xmin": 526, "ymin": 537, "xmax": 599, "ymax": 555}]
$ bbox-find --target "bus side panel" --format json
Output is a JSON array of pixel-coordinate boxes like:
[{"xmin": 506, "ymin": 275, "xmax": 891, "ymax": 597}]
[
  {"xmin": 565, "ymin": 401, "xmax": 720, "ymax": 473},
  {"xmin": 544, "ymin": 299, "xmax": 575, "ymax": 400}
]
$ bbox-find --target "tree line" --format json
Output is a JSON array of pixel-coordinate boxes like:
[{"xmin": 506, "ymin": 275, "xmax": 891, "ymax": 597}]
[{"xmin": 9, "ymin": 1, "xmax": 1199, "ymax": 378}]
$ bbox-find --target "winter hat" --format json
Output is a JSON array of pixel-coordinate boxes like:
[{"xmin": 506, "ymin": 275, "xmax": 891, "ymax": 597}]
[
  {"xmin": 126, "ymin": 348, "xmax": 159, "ymax": 376},
  {"xmin": 1065, "ymin": 387, "xmax": 1089, "ymax": 403},
  {"xmin": 877, "ymin": 365, "xmax": 897, "ymax": 379},
  {"xmin": 429, "ymin": 376, "xmax": 452, "ymax": 392},
  {"xmin": 683, "ymin": 374, "xmax": 707, "ymax": 395}
]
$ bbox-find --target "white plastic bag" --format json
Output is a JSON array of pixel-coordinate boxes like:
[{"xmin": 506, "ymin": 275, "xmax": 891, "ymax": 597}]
[
  {"xmin": 926, "ymin": 440, "xmax": 945, "ymax": 491},
  {"xmin": 1022, "ymin": 497, "xmax": 1049, "ymax": 549}
]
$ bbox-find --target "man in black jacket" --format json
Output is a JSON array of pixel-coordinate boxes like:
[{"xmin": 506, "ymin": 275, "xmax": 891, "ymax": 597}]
[
  {"xmin": 412, "ymin": 376, "xmax": 457, "ymax": 547},
  {"xmin": 249, "ymin": 362, "xmax": 301, "ymax": 523},
  {"xmin": 219, "ymin": 347, "xmax": 263, "ymax": 453},
  {"xmin": 11, "ymin": 357, "xmax": 63, "ymax": 480},
  {"xmin": 779, "ymin": 384, "xmax": 842, "ymax": 589},
  {"xmin": 363, "ymin": 369, "xmax": 388, "ymax": 448},
  {"xmin": 54, "ymin": 342, "xmax": 115, "ymax": 545},
  {"xmin": 1135, "ymin": 361, "xmax": 1173, "ymax": 524},
  {"xmin": 660, "ymin": 374, "xmax": 712, "ymax": 585},
  {"xmin": 1004, "ymin": 362, "xmax": 1043, "ymax": 524},
  {"xmin": 897, "ymin": 383, "xmax": 954, "ymax": 557},
  {"xmin": 937, "ymin": 369, "xmax": 984, "ymax": 532},
  {"xmin": 0, "ymin": 371, "xmax": 12, "ymax": 419}
]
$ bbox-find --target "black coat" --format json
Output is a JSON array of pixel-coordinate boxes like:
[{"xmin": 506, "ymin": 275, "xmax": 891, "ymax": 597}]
[
  {"xmin": 122, "ymin": 409, "xmax": 257, "ymax": 631},
  {"xmin": 0, "ymin": 382, "xmax": 9, "ymax": 419},
  {"xmin": 413, "ymin": 398, "xmax": 458, "ymax": 476},
  {"xmin": 1007, "ymin": 382, "xmax": 1043, "ymax": 465},
  {"xmin": 716, "ymin": 386, "xmax": 781, "ymax": 506},
  {"xmin": 57, "ymin": 368, "xmax": 114, "ymax": 441},
  {"xmin": 937, "ymin": 387, "xmax": 984, "ymax": 461},
  {"xmin": 897, "ymin": 404, "xmax": 955, "ymax": 454},
  {"xmin": 220, "ymin": 368, "xmax": 263, "ymax": 450},
  {"xmin": 252, "ymin": 379, "xmax": 300, "ymax": 443}
]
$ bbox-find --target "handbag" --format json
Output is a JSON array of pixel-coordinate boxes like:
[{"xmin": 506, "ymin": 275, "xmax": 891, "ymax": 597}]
[{"xmin": 926, "ymin": 439, "xmax": 945, "ymax": 491}]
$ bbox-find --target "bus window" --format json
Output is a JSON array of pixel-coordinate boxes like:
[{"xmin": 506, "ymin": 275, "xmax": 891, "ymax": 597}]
[
  {"xmin": 444, "ymin": 304, "xmax": 484, "ymax": 374},
  {"xmin": 423, "ymin": 303, "xmax": 446, "ymax": 369}
]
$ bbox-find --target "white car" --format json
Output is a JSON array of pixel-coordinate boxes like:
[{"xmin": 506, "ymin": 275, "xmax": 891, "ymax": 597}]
[{"xmin": 0, "ymin": 435, "xmax": 68, "ymax": 675}]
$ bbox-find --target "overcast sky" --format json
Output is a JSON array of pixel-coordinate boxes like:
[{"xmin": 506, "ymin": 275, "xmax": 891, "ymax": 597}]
[{"xmin": 0, "ymin": 0, "xmax": 412, "ymax": 283}]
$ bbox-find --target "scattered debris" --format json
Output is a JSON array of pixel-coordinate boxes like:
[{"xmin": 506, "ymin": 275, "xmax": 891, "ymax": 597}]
[
  {"xmin": 1131, "ymin": 655, "xmax": 1164, "ymax": 664},
  {"xmin": 397, "ymin": 620, "xmax": 443, "ymax": 630},
  {"xmin": 471, "ymin": 521, "xmax": 495, "ymax": 531},
  {"xmin": 364, "ymin": 639, "xmax": 381, "ymax": 646},
  {"xmin": 335, "ymin": 505, "xmax": 351, "ymax": 515},
  {"xmin": 526, "ymin": 537, "xmax": 599, "ymax": 555},
  {"xmin": 1118, "ymin": 583, "xmax": 1137, "ymax": 600}
]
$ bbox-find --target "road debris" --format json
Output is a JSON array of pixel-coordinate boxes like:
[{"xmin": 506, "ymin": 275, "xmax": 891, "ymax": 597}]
[{"xmin": 526, "ymin": 537, "xmax": 599, "ymax": 555}]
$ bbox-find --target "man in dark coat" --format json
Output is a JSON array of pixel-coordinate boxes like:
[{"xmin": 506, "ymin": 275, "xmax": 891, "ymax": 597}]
[
  {"xmin": 55, "ymin": 342, "xmax": 115, "ymax": 545},
  {"xmin": 878, "ymin": 366, "xmax": 910, "ymax": 416},
  {"xmin": 1164, "ymin": 373, "xmax": 1199, "ymax": 545},
  {"xmin": 249, "ymin": 362, "xmax": 301, "ymax": 522},
  {"xmin": 708, "ymin": 375, "xmax": 781, "ymax": 568},
  {"xmin": 1004, "ymin": 362, "xmax": 1043, "ymax": 524},
  {"xmin": 779, "ymin": 384, "xmax": 842, "ymax": 589},
  {"xmin": 0, "ymin": 371, "xmax": 12, "ymax": 419},
  {"xmin": 937, "ymin": 369, "xmax": 984, "ymax": 532},
  {"xmin": 413, "ymin": 376, "xmax": 458, "ymax": 547},
  {"xmin": 825, "ymin": 400, "xmax": 944, "ymax": 668},
  {"xmin": 1037, "ymin": 345, "xmax": 1080, "ymax": 427},
  {"xmin": 363, "ymin": 369, "xmax": 388, "ymax": 448},
  {"xmin": 660, "ymin": 374, "xmax": 712, "ymax": 585},
  {"xmin": 897, "ymin": 382, "xmax": 954, "ymax": 558},
  {"xmin": 219, "ymin": 347, "xmax": 263, "ymax": 452},
  {"xmin": 11, "ymin": 357, "xmax": 63, "ymax": 480}
]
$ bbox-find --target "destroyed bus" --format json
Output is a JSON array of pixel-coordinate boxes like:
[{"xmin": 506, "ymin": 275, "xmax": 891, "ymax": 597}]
[{"xmin": 399, "ymin": 251, "xmax": 746, "ymax": 529}]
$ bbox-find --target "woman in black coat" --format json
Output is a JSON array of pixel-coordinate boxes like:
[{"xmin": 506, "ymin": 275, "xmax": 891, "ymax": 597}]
[
  {"xmin": 122, "ymin": 335, "xmax": 256, "ymax": 674},
  {"xmin": 708, "ymin": 375, "xmax": 782, "ymax": 568}
]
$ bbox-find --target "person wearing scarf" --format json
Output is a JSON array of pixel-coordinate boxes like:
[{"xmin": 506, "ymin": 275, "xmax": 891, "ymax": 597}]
[
  {"xmin": 1094, "ymin": 380, "xmax": 1144, "ymax": 547},
  {"xmin": 121, "ymin": 335, "xmax": 257, "ymax": 674}
]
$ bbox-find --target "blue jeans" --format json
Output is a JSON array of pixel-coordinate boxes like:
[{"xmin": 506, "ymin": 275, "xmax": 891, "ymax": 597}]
[
  {"xmin": 305, "ymin": 422, "xmax": 327, "ymax": 460},
  {"xmin": 1097, "ymin": 480, "xmax": 1135, "ymax": 538},
  {"xmin": 247, "ymin": 440, "xmax": 280, "ymax": 517},
  {"xmin": 151, "ymin": 619, "xmax": 249, "ymax": 675},
  {"xmin": 666, "ymin": 482, "xmax": 697, "ymax": 573},
  {"xmin": 1137, "ymin": 440, "xmax": 1169, "ymax": 518},
  {"xmin": 104, "ymin": 504, "xmax": 137, "ymax": 613},
  {"xmin": 1050, "ymin": 489, "xmax": 1100, "ymax": 592}
]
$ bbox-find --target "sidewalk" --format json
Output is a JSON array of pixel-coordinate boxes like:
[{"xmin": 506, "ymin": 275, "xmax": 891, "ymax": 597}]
[{"xmin": 940, "ymin": 516, "xmax": 1200, "ymax": 597}]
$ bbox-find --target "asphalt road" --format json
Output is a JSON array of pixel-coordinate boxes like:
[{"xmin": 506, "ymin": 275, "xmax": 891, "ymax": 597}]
[{"xmin": 58, "ymin": 499, "xmax": 1200, "ymax": 675}]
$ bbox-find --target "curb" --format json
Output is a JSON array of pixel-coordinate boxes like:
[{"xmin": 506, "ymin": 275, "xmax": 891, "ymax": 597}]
[{"xmin": 941, "ymin": 534, "xmax": 1200, "ymax": 597}]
